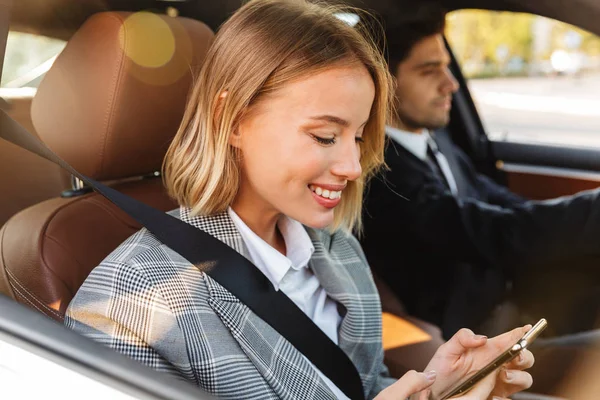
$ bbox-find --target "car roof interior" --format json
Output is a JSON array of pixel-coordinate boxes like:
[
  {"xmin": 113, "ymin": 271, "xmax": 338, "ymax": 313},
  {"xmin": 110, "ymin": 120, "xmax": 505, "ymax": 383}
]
[{"xmin": 10, "ymin": 0, "xmax": 600, "ymax": 41}]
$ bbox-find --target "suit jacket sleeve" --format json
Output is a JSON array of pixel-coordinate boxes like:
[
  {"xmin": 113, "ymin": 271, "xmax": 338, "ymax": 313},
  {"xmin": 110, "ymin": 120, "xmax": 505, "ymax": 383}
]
[
  {"xmin": 454, "ymin": 149, "xmax": 527, "ymax": 207},
  {"xmin": 368, "ymin": 165, "xmax": 600, "ymax": 273},
  {"xmin": 65, "ymin": 261, "xmax": 189, "ymax": 381}
]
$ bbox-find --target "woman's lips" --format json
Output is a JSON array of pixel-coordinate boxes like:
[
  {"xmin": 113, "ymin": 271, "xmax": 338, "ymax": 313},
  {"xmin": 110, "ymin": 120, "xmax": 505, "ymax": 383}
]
[
  {"xmin": 309, "ymin": 184, "xmax": 343, "ymax": 209},
  {"xmin": 311, "ymin": 190, "xmax": 341, "ymax": 208}
]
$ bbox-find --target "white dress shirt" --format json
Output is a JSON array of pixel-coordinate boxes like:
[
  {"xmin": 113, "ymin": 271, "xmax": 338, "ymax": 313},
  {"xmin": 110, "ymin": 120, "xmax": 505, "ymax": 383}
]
[
  {"xmin": 227, "ymin": 208, "xmax": 348, "ymax": 399},
  {"xmin": 386, "ymin": 125, "xmax": 458, "ymax": 195}
]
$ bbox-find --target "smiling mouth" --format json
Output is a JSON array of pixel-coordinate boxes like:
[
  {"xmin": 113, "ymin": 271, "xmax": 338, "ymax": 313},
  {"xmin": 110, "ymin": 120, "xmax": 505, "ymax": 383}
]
[{"xmin": 309, "ymin": 184, "xmax": 342, "ymax": 200}]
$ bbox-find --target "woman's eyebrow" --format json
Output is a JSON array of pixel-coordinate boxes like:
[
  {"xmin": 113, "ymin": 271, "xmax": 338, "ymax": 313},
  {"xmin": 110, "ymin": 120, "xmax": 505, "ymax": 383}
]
[{"xmin": 309, "ymin": 115, "xmax": 368, "ymax": 128}]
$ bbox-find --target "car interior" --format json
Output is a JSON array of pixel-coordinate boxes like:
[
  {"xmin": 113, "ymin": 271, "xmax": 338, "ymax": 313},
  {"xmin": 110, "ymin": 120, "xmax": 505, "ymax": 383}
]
[{"xmin": 2, "ymin": 0, "xmax": 600, "ymax": 398}]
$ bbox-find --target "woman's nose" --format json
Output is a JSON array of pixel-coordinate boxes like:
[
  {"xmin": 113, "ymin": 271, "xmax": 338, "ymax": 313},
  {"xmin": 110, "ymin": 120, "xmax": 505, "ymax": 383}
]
[{"xmin": 331, "ymin": 139, "xmax": 362, "ymax": 181}]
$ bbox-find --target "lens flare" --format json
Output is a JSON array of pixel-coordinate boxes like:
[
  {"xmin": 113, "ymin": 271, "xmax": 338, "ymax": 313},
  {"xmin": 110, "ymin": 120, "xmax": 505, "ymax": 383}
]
[
  {"xmin": 118, "ymin": 12, "xmax": 194, "ymax": 86},
  {"xmin": 120, "ymin": 12, "xmax": 176, "ymax": 68}
]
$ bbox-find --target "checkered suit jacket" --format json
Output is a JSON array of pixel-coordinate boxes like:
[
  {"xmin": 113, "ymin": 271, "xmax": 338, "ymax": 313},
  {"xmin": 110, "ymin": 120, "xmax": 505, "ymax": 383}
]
[{"xmin": 65, "ymin": 207, "xmax": 396, "ymax": 399}]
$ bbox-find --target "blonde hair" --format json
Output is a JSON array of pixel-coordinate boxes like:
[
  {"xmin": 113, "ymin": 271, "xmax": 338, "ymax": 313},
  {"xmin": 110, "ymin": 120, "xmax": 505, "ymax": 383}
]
[{"xmin": 163, "ymin": 0, "xmax": 394, "ymax": 232}]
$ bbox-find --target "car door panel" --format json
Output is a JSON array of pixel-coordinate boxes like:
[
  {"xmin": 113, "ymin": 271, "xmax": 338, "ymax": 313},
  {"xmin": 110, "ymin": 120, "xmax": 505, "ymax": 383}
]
[{"xmin": 491, "ymin": 141, "xmax": 600, "ymax": 199}]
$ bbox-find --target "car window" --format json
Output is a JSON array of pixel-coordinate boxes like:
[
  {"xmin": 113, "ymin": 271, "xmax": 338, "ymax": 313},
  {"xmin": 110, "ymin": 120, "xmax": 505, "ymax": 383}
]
[
  {"xmin": 0, "ymin": 339, "xmax": 138, "ymax": 400},
  {"xmin": 1, "ymin": 31, "xmax": 66, "ymax": 91},
  {"xmin": 446, "ymin": 11, "xmax": 600, "ymax": 149}
]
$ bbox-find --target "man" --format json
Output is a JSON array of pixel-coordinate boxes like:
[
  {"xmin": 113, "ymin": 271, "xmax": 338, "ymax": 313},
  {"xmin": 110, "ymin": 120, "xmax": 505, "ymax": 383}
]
[{"xmin": 362, "ymin": 9, "xmax": 600, "ymax": 339}]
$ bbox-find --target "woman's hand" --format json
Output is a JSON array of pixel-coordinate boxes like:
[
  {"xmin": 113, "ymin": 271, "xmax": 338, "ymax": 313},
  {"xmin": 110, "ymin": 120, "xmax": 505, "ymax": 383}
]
[
  {"xmin": 424, "ymin": 326, "xmax": 535, "ymax": 399},
  {"xmin": 490, "ymin": 345, "xmax": 534, "ymax": 398},
  {"xmin": 374, "ymin": 368, "xmax": 501, "ymax": 400},
  {"xmin": 374, "ymin": 369, "xmax": 437, "ymax": 400}
]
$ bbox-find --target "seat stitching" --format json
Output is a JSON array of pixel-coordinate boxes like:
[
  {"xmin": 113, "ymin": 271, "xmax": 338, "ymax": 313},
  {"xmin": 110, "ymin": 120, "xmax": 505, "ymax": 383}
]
[
  {"xmin": 0, "ymin": 224, "xmax": 17, "ymax": 299},
  {"xmin": 6, "ymin": 269, "xmax": 62, "ymax": 318},
  {"xmin": 10, "ymin": 282, "xmax": 49, "ymax": 317},
  {"xmin": 8, "ymin": 273, "xmax": 62, "ymax": 318},
  {"xmin": 9, "ymin": 275, "xmax": 62, "ymax": 318},
  {"xmin": 97, "ymin": 13, "xmax": 128, "ymax": 178}
]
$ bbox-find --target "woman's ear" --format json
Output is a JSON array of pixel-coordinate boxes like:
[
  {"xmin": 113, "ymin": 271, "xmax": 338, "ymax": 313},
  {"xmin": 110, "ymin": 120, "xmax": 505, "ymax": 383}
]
[
  {"xmin": 214, "ymin": 90, "xmax": 228, "ymax": 122},
  {"xmin": 229, "ymin": 126, "xmax": 242, "ymax": 149},
  {"xmin": 216, "ymin": 90, "xmax": 242, "ymax": 149}
]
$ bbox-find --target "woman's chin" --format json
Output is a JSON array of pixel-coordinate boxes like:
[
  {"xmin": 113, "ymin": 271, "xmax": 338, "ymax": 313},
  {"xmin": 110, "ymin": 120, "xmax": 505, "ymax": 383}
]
[{"xmin": 298, "ymin": 211, "xmax": 335, "ymax": 230}]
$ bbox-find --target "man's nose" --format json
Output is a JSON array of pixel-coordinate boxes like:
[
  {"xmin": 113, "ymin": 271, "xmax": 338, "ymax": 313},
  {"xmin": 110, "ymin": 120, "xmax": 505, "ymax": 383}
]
[{"xmin": 443, "ymin": 68, "xmax": 460, "ymax": 94}]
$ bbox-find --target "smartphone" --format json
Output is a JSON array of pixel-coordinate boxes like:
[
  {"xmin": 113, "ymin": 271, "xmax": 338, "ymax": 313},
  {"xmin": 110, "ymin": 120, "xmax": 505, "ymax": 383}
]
[{"xmin": 438, "ymin": 318, "xmax": 548, "ymax": 400}]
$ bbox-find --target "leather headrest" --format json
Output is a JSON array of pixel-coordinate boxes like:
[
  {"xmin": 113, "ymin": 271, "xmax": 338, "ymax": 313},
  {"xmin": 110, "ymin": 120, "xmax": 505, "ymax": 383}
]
[{"xmin": 31, "ymin": 12, "xmax": 213, "ymax": 181}]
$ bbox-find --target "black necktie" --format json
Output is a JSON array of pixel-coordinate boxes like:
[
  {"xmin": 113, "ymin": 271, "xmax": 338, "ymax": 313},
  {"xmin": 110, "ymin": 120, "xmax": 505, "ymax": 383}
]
[{"xmin": 426, "ymin": 137, "xmax": 457, "ymax": 195}]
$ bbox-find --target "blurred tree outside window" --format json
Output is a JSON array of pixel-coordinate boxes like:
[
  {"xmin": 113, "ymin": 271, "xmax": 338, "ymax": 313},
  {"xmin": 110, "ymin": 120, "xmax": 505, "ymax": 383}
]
[
  {"xmin": 1, "ymin": 31, "xmax": 66, "ymax": 88},
  {"xmin": 446, "ymin": 10, "xmax": 600, "ymax": 149}
]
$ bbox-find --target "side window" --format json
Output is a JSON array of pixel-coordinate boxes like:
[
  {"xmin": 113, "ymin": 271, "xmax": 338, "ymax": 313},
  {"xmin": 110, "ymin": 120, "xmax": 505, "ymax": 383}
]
[
  {"xmin": 446, "ymin": 11, "xmax": 600, "ymax": 149},
  {"xmin": 1, "ymin": 31, "xmax": 66, "ymax": 91}
]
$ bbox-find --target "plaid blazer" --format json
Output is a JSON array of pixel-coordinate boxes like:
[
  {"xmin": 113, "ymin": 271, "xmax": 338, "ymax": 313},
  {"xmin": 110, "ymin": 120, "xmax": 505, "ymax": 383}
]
[{"xmin": 65, "ymin": 207, "xmax": 396, "ymax": 399}]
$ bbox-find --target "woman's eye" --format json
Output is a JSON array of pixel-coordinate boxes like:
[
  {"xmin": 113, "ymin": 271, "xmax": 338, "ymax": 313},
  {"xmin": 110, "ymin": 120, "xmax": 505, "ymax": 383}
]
[
  {"xmin": 312, "ymin": 135, "xmax": 336, "ymax": 145},
  {"xmin": 355, "ymin": 137, "xmax": 364, "ymax": 144}
]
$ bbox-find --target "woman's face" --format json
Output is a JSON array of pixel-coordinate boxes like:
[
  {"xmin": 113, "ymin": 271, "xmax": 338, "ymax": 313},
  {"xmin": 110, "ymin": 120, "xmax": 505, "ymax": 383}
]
[{"xmin": 232, "ymin": 64, "xmax": 375, "ymax": 229}]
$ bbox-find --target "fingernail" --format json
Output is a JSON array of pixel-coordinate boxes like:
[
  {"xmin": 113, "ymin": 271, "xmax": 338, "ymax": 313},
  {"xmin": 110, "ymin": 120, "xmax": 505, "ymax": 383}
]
[
  {"xmin": 518, "ymin": 352, "xmax": 525, "ymax": 363},
  {"xmin": 505, "ymin": 370, "xmax": 514, "ymax": 382},
  {"xmin": 425, "ymin": 370, "xmax": 437, "ymax": 381},
  {"xmin": 475, "ymin": 335, "xmax": 487, "ymax": 340}
]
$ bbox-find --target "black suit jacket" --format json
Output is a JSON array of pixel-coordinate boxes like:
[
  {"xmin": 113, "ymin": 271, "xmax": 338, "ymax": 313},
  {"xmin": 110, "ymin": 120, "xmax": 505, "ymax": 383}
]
[{"xmin": 361, "ymin": 129, "xmax": 600, "ymax": 337}]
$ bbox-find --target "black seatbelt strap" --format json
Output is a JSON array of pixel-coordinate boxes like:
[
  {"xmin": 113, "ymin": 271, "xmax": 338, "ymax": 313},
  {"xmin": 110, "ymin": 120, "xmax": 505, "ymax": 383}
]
[{"xmin": 0, "ymin": 110, "xmax": 365, "ymax": 399}]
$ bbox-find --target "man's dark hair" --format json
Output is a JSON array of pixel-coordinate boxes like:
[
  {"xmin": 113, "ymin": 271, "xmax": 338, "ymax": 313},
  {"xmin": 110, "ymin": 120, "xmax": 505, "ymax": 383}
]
[{"xmin": 385, "ymin": 4, "xmax": 447, "ymax": 74}]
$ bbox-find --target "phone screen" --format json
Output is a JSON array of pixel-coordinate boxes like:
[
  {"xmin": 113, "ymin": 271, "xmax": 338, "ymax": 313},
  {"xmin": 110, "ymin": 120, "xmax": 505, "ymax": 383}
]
[{"xmin": 437, "ymin": 319, "xmax": 547, "ymax": 400}]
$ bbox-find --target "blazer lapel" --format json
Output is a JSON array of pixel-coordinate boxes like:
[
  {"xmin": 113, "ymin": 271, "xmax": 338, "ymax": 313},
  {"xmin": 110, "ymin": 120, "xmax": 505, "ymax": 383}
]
[
  {"xmin": 386, "ymin": 135, "xmax": 438, "ymax": 185},
  {"xmin": 304, "ymin": 228, "xmax": 361, "ymax": 364},
  {"xmin": 178, "ymin": 207, "xmax": 336, "ymax": 400}
]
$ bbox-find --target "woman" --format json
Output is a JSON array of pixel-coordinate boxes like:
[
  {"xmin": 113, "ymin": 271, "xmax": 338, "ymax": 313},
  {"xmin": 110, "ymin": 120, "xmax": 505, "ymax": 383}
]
[{"xmin": 66, "ymin": 0, "xmax": 534, "ymax": 398}]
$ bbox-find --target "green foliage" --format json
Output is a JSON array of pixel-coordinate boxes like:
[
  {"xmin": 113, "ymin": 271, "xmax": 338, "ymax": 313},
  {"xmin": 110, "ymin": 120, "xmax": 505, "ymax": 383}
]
[
  {"xmin": 447, "ymin": 10, "xmax": 600, "ymax": 78},
  {"xmin": 447, "ymin": 10, "xmax": 534, "ymax": 63}
]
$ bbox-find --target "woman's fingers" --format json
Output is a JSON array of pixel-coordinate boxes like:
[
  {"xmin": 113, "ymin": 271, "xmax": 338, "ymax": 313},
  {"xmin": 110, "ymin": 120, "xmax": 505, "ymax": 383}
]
[
  {"xmin": 462, "ymin": 370, "xmax": 497, "ymax": 399},
  {"xmin": 505, "ymin": 349, "xmax": 535, "ymax": 370},
  {"xmin": 488, "ymin": 325, "xmax": 532, "ymax": 353},
  {"xmin": 375, "ymin": 370, "xmax": 437, "ymax": 400},
  {"xmin": 495, "ymin": 368, "xmax": 533, "ymax": 397},
  {"xmin": 503, "ymin": 369, "xmax": 533, "ymax": 389},
  {"xmin": 441, "ymin": 328, "xmax": 488, "ymax": 356}
]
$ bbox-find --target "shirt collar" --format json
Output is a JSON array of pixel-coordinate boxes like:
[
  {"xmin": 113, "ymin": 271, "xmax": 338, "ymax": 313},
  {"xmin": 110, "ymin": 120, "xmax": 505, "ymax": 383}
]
[
  {"xmin": 386, "ymin": 125, "xmax": 430, "ymax": 161},
  {"xmin": 227, "ymin": 207, "xmax": 315, "ymax": 291}
]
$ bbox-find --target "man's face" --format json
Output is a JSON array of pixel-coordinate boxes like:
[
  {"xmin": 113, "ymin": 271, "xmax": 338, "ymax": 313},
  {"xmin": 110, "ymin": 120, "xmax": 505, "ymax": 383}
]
[{"xmin": 394, "ymin": 34, "xmax": 459, "ymax": 132}]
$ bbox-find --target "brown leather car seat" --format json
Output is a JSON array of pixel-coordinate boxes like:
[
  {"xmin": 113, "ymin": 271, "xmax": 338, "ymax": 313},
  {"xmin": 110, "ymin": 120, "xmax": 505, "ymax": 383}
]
[
  {"xmin": 0, "ymin": 94, "xmax": 70, "ymax": 227},
  {"xmin": 0, "ymin": 11, "xmax": 214, "ymax": 321}
]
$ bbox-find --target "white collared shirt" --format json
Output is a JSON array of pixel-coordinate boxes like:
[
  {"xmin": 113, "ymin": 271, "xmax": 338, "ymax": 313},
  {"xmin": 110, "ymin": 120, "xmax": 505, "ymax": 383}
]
[
  {"xmin": 227, "ymin": 208, "xmax": 348, "ymax": 399},
  {"xmin": 386, "ymin": 125, "xmax": 458, "ymax": 195},
  {"xmin": 386, "ymin": 125, "xmax": 429, "ymax": 160}
]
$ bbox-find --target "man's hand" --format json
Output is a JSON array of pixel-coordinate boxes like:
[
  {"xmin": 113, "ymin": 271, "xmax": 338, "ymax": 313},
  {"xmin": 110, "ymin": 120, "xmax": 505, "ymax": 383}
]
[{"xmin": 424, "ymin": 326, "xmax": 535, "ymax": 399}]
